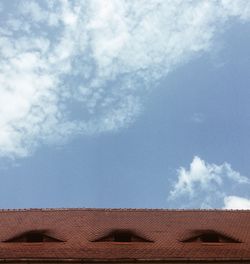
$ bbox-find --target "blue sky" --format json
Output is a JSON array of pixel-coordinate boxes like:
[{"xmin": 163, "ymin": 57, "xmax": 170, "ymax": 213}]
[{"xmin": 1, "ymin": 0, "xmax": 250, "ymax": 209}]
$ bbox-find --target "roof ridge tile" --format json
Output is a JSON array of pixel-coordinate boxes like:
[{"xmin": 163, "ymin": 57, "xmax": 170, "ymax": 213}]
[{"xmin": 0, "ymin": 208, "xmax": 249, "ymax": 212}]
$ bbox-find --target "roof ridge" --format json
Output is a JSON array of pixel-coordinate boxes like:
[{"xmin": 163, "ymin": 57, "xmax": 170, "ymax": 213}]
[{"xmin": 0, "ymin": 208, "xmax": 249, "ymax": 212}]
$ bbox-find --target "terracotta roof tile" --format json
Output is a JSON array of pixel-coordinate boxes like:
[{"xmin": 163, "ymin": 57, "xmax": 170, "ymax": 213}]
[{"xmin": 0, "ymin": 208, "xmax": 249, "ymax": 261}]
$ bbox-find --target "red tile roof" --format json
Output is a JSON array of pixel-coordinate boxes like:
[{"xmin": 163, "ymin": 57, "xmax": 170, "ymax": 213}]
[{"xmin": 0, "ymin": 208, "xmax": 249, "ymax": 262}]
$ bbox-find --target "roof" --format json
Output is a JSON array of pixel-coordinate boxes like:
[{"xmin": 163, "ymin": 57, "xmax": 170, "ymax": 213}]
[{"xmin": 0, "ymin": 208, "xmax": 249, "ymax": 262}]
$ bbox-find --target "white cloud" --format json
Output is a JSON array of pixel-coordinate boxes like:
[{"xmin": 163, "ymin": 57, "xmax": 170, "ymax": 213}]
[
  {"xmin": 19, "ymin": 1, "xmax": 48, "ymax": 23},
  {"xmin": 223, "ymin": 196, "xmax": 250, "ymax": 209},
  {"xmin": 1, "ymin": 0, "xmax": 250, "ymax": 158},
  {"xmin": 169, "ymin": 156, "xmax": 250, "ymax": 208}
]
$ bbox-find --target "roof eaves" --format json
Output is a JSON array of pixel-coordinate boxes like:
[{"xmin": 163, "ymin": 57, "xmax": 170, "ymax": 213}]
[{"xmin": 1, "ymin": 258, "xmax": 250, "ymax": 263}]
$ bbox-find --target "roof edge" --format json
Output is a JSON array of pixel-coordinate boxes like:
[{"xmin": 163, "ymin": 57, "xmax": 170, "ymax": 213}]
[
  {"xmin": 0, "ymin": 207, "xmax": 249, "ymax": 213},
  {"xmin": 0, "ymin": 258, "xmax": 250, "ymax": 263}
]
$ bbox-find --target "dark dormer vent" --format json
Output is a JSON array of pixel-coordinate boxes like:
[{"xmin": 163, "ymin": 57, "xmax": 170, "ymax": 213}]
[
  {"xmin": 4, "ymin": 231, "xmax": 63, "ymax": 243},
  {"xmin": 93, "ymin": 230, "xmax": 152, "ymax": 243},
  {"xmin": 114, "ymin": 231, "xmax": 132, "ymax": 242},
  {"xmin": 26, "ymin": 232, "xmax": 44, "ymax": 242},
  {"xmin": 182, "ymin": 230, "xmax": 241, "ymax": 244},
  {"xmin": 200, "ymin": 233, "xmax": 219, "ymax": 243}
]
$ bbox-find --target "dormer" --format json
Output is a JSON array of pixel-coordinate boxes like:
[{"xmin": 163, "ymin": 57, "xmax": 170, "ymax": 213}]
[
  {"xmin": 4, "ymin": 230, "xmax": 63, "ymax": 243},
  {"xmin": 93, "ymin": 230, "xmax": 152, "ymax": 243},
  {"xmin": 181, "ymin": 230, "xmax": 241, "ymax": 243}
]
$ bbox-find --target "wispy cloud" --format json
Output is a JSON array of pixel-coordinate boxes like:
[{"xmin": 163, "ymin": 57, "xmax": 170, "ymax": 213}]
[
  {"xmin": 168, "ymin": 156, "xmax": 250, "ymax": 208},
  {"xmin": 1, "ymin": 0, "xmax": 250, "ymax": 158}
]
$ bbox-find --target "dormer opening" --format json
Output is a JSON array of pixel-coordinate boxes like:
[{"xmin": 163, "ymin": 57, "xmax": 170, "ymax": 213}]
[
  {"xmin": 181, "ymin": 230, "xmax": 241, "ymax": 244},
  {"xmin": 26, "ymin": 232, "xmax": 44, "ymax": 243},
  {"xmin": 200, "ymin": 232, "xmax": 219, "ymax": 243},
  {"xmin": 114, "ymin": 231, "xmax": 132, "ymax": 242},
  {"xmin": 4, "ymin": 230, "xmax": 63, "ymax": 243},
  {"xmin": 92, "ymin": 230, "xmax": 153, "ymax": 243}
]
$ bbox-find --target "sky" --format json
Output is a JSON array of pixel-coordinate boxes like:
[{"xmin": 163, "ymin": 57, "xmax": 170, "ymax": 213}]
[{"xmin": 0, "ymin": 0, "xmax": 250, "ymax": 209}]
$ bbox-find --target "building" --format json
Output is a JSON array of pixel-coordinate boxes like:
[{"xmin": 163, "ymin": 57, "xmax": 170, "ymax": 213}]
[{"xmin": 0, "ymin": 208, "xmax": 249, "ymax": 263}]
